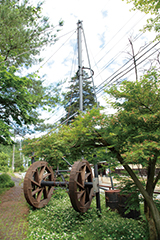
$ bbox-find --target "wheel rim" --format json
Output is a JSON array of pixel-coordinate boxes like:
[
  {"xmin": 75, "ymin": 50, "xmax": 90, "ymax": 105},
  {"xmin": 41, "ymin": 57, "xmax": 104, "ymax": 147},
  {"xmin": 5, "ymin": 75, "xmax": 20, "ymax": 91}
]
[
  {"xmin": 23, "ymin": 161, "xmax": 54, "ymax": 208},
  {"xmin": 69, "ymin": 160, "xmax": 93, "ymax": 213}
]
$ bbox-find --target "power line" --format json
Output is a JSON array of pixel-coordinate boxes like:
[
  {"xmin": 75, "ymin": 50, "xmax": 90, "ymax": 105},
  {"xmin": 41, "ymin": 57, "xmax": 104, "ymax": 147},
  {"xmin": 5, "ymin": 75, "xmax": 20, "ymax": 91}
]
[
  {"xmin": 96, "ymin": 40, "xmax": 159, "ymax": 91},
  {"xmin": 0, "ymin": 28, "xmax": 76, "ymax": 65},
  {"xmin": 96, "ymin": 41, "xmax": 160, "ymax": 96},
  {"xmin": 37, "ymin": 30, "xmax": 76, "ymax": 71},
  {"xmin": 94, "ymin": 32, "xmax": 144, "ymax": 81},
  {"xmin": 94, "ymin": 11, "xmax": 140, "ymax": 58},
  {"xmin": 93, "ymin": 13, "xmax": 147, "ymax": 68}
]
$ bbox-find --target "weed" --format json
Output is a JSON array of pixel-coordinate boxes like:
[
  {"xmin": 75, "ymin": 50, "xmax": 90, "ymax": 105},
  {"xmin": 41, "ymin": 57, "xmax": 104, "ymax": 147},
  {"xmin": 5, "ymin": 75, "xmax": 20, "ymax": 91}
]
[{"xmin": 26, "ymin": 188, "xmax": 149, "ymax": 240}]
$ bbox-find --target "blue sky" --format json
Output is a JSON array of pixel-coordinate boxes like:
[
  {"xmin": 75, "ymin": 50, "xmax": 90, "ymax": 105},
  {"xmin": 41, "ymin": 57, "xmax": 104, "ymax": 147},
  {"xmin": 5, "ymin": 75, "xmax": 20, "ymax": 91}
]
[{"xmin": 27, "ymin": 0, "xmax": 157, "ymax": 127}]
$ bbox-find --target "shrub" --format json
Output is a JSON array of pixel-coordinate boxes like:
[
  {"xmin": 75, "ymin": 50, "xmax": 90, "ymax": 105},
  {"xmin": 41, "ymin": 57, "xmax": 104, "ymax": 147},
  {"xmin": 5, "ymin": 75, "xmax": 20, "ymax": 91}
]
[
  {"xmin": 0, "ymin": 152, "xmax": 9, "ymax": 173},
  {"xmin": 0, "ymin": 165, "xmax": 9, "ymax": 173},
  {"xmin": 15, "ymin": 165, "xmax": 25, "ymax": 172},
  {"xmin": 0, "ymin": 173, "xmax": 15, "ymax": 188}
]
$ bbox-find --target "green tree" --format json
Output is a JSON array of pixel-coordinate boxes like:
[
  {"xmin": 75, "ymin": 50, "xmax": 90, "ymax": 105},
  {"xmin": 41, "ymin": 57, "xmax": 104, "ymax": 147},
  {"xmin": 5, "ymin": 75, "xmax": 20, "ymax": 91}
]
[
  {"xmin": 0, "ymin": 60, "xmax": 61, "ymax": 144},
  {"xmin": 66, "ymin": 70, "xmax": 159, "ymax": 240},
  {"xmin": 27, "ymin": 69, "xmax": 160, "ymax": 239},
  {"xmin": 123, "ymin": 0, "xmax": 160, "ymax": 40},
  {"xmin": 0, "ymin": 0, "xmax": 63, "ymax": 67},
  {"xmin": 0, "ymin": 0, "xmax": 63, "ymax": 144},
  {"xmin": 0, "ymin": 152, "xmax": 9, "ymax": 172},
  {"xmin": 61, "ymin": 71, "xmax": 97, "ymax": 124}
]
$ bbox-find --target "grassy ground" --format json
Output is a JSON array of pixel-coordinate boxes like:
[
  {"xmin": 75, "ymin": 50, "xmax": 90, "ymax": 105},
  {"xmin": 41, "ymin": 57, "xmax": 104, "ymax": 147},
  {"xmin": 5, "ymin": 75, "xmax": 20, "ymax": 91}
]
[
  {"xmin": 26, "ymin": 188, "xmax": 149, "ymax": 240},
  {"xmin": 0, "ymin": 174, "xmax": 150, "ymax": 240}
]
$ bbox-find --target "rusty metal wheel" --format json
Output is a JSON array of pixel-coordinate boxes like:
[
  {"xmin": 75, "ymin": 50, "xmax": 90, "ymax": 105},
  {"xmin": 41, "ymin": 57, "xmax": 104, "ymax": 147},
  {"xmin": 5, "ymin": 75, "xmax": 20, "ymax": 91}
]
[
  {"xmin": 23, "ymin": 161, "xmax": 54, "ymax": 208},
  {"xmin": 69, "ymin": 160, "xmax": 93, "ymax": 213}
]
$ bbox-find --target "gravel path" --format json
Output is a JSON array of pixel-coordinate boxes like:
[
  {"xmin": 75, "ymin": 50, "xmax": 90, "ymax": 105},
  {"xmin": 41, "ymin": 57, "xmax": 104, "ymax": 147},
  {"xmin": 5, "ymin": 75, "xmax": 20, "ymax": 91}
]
[{"xmin": 0, "ymin": 176, "xmax": 29, "ymax": 240}]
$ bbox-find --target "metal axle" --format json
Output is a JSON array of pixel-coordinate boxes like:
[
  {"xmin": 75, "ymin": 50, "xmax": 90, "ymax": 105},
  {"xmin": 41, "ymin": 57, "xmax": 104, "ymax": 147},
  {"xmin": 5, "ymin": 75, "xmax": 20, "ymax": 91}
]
[{"xmin": 41, "ymin": 180, "xmax": 93, "ymax": 188}]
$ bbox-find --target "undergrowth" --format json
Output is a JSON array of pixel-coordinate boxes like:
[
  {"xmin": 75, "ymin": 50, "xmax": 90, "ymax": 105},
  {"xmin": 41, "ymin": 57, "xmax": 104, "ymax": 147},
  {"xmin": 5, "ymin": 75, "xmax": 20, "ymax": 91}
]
[
  {"xmin": 26, "ymin": 188, "xmax": 149, "ymax": 240},
  {"xmin": 0, "ymin": 173, "xmax": 15, "ymax": 188}
]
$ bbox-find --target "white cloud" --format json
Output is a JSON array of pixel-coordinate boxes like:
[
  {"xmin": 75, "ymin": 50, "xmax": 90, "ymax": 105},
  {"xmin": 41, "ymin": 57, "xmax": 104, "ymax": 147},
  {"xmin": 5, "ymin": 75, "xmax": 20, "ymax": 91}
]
[{"xmin": 27, "ymin": 0, "xmax": 158, "ymax": 124}]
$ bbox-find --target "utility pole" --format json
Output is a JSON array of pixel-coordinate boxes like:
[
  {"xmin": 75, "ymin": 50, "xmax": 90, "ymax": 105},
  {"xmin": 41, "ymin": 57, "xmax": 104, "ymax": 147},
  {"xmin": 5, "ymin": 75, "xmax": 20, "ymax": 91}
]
[
  {"xmin": 129, "ymin": 38, "xmax": 138, "ymax": 81},
  {"xmin": 77, "ymin": 20, "xmax": 83, "ymax": 111},
  {"xmin": 12, "ymin": 135, "xmax": 15, "ymax": 171},
  {"xmin": 77, "ymin": 21, "xmax": 101, "ymax": 213}
]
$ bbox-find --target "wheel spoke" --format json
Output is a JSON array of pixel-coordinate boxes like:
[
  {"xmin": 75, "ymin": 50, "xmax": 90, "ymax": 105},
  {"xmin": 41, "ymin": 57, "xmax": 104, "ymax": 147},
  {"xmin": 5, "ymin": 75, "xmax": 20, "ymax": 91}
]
[
  {"xmin": 76, "ymin": 190, "xmax": 85, "ymax": 199},
  {"xmin": 80, "ymin": 190, "xmax": 86, "ymax": 205},
  {"xmin": 43, "ymin": 187, "xmax": 48, "ymax": 198},
  {"xmin": 34, "ymin": 169, "xmax": 39, "ymax": 183},
  {"xmin": 76, "ymin": 181, "xmax": 85, "ymax": 189},
  {"xmin": 37, "ymin": 189, "xmax": 43, "ymax": 202},
  {"xmin": 85, "ymin": 172, "xmax": 91, "ymax": 180},
  {"xmin": 39, "ymin": 166, "xmax": 46, "ymax": 182},
  {"xmin": 43, "ymin": 172, "xmax": 51, "ymax": 180},
  {"xmin": 81, "ymin": 165, "xmax": 86, "ymax": 185},
  {"xmin": 31, "ymin": 179, "xmax": 41, "ymax": 187},
  {"xmin": 32, "ymin": 187, "xmax": 41, "ymax": 196}
]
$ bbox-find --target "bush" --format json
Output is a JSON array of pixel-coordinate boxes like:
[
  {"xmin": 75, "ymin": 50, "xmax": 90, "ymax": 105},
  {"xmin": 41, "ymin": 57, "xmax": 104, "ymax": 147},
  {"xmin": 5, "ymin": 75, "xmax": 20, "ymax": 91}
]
[
  {"xmin": 14, "ymin": 165, "xmax": 25, "ymax": 172},
  {"xmin": 0, "ymin": 165, "xmax": 9, "ymax": 173},
  {"xmin": 0, "ymin": 152, "xmax": 9, "ymax": 173},
  {"xmin": 0, "ymin": 173, "xmax": 15, "ymax": 188}
]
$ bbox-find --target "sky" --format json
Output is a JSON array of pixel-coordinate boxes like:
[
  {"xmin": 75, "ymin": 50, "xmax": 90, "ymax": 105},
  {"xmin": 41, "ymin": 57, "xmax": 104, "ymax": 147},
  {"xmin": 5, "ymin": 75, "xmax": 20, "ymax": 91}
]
[{"xmin": 28, "ymin": 0, "xmax": 158, "ymax": 126}]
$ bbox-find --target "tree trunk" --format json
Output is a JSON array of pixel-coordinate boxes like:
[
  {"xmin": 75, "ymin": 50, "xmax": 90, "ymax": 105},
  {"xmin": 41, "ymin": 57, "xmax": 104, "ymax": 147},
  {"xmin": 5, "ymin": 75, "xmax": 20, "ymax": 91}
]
[
  {"xmin": 145, "ymin": 205, "xmax": 158, "ymax": 240},
  {"xmin": 116, "ymin": 153, "xmax": 160, "ymax": 239},
  {"xmin": 97, "ymin": 134, "xmax": 160, "ymax": 239},
  {"xmin": 144, "ymin": 158, "xmax": 159, "ymax": 240}
]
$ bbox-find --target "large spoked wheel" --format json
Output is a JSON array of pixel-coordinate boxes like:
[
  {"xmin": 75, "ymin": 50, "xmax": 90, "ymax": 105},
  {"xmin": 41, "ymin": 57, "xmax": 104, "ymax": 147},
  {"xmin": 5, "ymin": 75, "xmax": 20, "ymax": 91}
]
[
  {"xmin": 23, "ymin": 161, "xmax": 54, "ymax": 208},
  {"xmin": 69, "ymin": 160, "xmax": 93, "ymax": 213}
]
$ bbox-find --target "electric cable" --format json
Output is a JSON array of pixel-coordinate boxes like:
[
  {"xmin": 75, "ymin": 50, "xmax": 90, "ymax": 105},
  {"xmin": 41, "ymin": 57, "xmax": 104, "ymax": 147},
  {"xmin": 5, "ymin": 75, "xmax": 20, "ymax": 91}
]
[
  {"xmin": 82, "ymin": 24, "xmax": 98, "ymax": 107},
  {"xmin": 94, "ymin": 32, "xmax": 144, "ymax": 81},
  {"xmin": 96, "ymin": 40, "xmax": 160, "ymax": 94},
  {"xmin": 96, "ymin": 43, "xmax": 160, "ymax": 96},
  {"xmin": 37, "ymin": 30, "xmax": 76, "ymax": 71},
  {"xmin": 94, "ymin": 11, "xmax": 140, "ymax": 58},
  {"xmin": 93, "ymin": 13, "xmax": 147, "ymax": 68},
  {"xmin": 0, "ymin": 28, "xmax": 76, "ymax": 65}
]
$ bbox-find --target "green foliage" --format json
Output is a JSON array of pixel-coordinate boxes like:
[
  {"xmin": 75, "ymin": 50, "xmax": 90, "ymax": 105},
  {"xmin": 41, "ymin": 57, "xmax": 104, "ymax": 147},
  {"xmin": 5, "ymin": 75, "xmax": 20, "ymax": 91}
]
[
  {"xmin": 23, "ymin": 69, "xmax": 160, "ymax": 169},
  {"xmin": 123, "ymin": 0, "xmax": 160, "ymax": 40},
  {"xmin": 117, "ymin": 178, "xmax": 141, "ymax": 214},
  {"xmin": 0, "ymin": 173, "xmax": 15, "ymax": 188},
  {"xmin": 0, "ymin": 0, "xmax": 63, "ymax": 143},
  {"xmin": 0, "ymin": 151, "xmax": 9, "ymax": 172},
  {"xmin": 0, "ymin": 152, "xmax": 9, "ymax": 166},
  {"xmin": 0, "ymin": 57, "xmax": 61, "ymax": 144},
  {"xmin": 26, "ymin": 189, "xmax": 148, "ymax": 240},
  {"xmin": 14, "ymin": 165, "xmax": 25, "ymax": 172},
  {"xmin": 0, "ymin": 0, "xmax": 63, "ymax": 67},
  {"xmin": 23, "ymin": 68, "xmax": 160, "ymax": 238},
  {"xmin": 124, "ymin": 0, "xmax": 160, "ymax": 14},
  {"xmin": 105, "ymin": 69, "xmax": 160, "ymax": 166},
  {"xmin": 61, "ymin": 71, "xmax": 97, "ymax": 124}
]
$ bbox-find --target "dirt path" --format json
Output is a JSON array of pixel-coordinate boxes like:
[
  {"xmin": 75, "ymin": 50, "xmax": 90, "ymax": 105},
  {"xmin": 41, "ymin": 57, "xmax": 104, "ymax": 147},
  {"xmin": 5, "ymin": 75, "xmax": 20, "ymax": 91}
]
[{"xmin": 0, "ymin": 176, "xmax": 29, "ymax": 240}]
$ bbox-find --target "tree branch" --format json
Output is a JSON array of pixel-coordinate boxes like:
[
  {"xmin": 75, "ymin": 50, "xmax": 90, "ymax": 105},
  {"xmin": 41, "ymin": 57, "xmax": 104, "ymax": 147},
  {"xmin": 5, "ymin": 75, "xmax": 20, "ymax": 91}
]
[{"xmin": 153, "ymin": 170, "xmax": 160, "ymax": 190}]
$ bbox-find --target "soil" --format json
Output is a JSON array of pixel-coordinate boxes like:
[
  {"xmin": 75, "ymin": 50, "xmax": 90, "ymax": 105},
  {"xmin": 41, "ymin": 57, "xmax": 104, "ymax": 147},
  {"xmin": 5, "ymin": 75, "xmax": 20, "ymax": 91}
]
[{"xmin": 0, "ymin": 176, "xmax": 29, "ymax": 240}]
